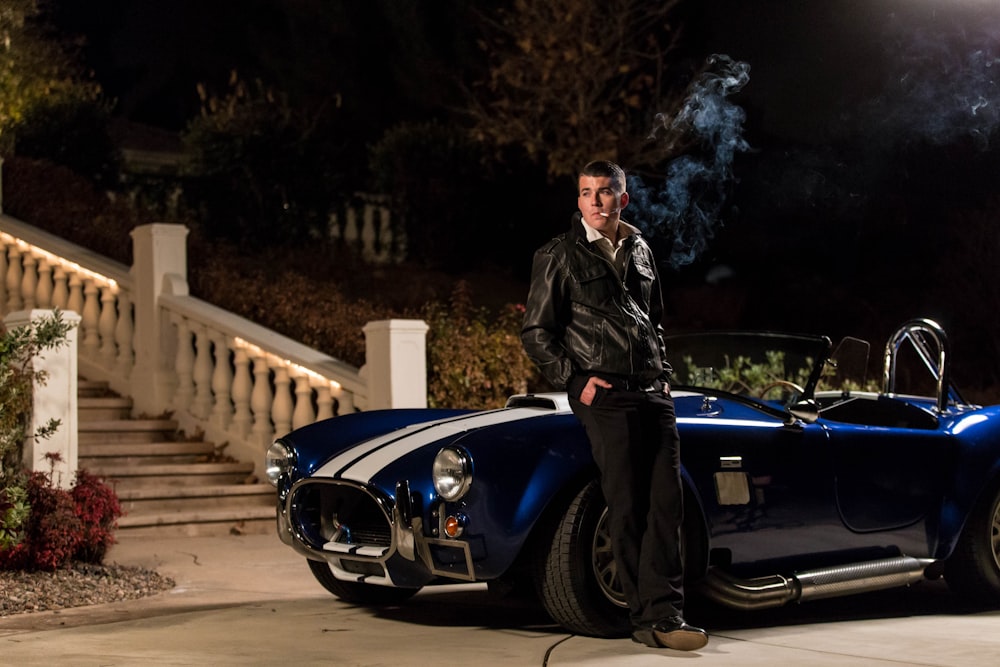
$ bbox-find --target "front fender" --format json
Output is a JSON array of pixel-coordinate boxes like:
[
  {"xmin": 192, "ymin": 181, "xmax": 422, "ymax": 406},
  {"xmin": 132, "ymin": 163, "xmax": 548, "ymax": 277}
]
[{"xmin": 436, "ymin": 412, "xmax": 593, "ymax": 579}]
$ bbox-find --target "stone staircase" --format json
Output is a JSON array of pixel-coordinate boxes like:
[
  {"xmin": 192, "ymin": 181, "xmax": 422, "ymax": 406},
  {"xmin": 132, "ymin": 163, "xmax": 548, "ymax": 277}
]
[{"xmin": 77, "ymin": 380, "xmax": 276, "ymax": 538}]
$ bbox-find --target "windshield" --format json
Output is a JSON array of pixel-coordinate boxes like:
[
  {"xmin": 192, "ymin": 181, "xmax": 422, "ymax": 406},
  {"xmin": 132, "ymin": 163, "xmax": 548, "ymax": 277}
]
[{"xmin": 665, "ymin": 331, "xmax": 832, "ymax": 399}]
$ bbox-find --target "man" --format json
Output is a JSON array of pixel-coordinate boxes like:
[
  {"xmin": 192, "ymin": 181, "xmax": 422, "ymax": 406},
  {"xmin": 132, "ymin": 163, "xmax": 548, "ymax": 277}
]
[{"xmin": 521, "ymin": 160, "xmax": 708, "ymax": 651}]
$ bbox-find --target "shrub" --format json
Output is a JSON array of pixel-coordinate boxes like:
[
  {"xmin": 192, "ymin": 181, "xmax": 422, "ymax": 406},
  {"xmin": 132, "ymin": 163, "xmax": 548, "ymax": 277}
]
[
  {"xmin": 2, "ymin": 156, "xmax": 145, "ymax": 266},
  {"xmin": 424, "ymin": 282, "xmax": 538, "ymax": 409},
  {"xmin": 0, "ymin": 470, "xmax": 82, "ymax": 571},
  {"xmin": 11, "ymin": 94, "xmax": 121, "ymax": 186},
  {"xmin": 0, "ymin": 468, "xmax": 122, "ymax": 571},
  {"xmin": 0, "ymin": 483, "xmax": 29, "ymax": 551},
  {"xmin": 71, "ymin": 469, "xmax": 123, "ymax": 564}
]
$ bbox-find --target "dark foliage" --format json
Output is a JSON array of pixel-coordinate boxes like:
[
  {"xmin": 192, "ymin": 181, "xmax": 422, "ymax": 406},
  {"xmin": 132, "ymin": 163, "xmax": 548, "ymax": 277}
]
[{"xmin": 0, "ymin": 469, "xmax": 122, "ymax": 572}]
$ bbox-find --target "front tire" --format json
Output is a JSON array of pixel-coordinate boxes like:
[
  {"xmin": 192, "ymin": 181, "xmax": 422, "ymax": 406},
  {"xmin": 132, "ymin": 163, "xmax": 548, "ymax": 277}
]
[
  {"xmin": 307, "ymin": 559, "xmax": 420, "ymax": 605},
  {"xmin": 533, "ymin": 480, "xmax": 631, "ymax": 637},
  {"xmin": 945, "ymin": 480, "xmax": 1000, "ymax": 601}
]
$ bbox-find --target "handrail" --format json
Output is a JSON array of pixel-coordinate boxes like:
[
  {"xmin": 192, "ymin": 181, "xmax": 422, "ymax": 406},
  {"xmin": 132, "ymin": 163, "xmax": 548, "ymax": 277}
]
[
  {"xmin": 158, "ymin": 289, "xmax": 367, "ymax": 397},
  {"xmin": 0, "ymin": 214, "xmax": 132, "ymax": 287}
]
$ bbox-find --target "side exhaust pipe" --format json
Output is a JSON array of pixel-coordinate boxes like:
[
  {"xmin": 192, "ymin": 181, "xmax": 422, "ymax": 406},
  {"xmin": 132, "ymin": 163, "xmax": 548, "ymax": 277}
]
[{"xmin": 698, "ymin": 555, "xmax": 936, "ymax": 611}]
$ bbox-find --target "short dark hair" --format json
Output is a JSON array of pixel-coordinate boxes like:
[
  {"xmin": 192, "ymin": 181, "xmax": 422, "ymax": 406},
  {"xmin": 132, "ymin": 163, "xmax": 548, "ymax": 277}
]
[{"xmin": 580, "ymin": 160, "xmax": 626, "ymax": 194}]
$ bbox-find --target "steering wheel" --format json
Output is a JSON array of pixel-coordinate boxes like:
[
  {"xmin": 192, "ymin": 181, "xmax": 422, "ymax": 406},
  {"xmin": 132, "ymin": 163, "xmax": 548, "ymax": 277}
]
[{"xmin": 758, "ymin": 380, "xmax": 805, "ymax": 402}]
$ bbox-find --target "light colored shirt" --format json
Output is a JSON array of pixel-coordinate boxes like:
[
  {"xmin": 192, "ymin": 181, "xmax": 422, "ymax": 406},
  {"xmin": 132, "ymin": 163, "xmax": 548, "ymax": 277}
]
[{"xmin": 581, "ymin": 217, "xmax": 638, "ymax": 277}]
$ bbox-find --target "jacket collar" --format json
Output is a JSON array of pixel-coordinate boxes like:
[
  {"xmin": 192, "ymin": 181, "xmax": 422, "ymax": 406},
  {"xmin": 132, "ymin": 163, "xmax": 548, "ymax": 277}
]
[{"xmin": 570, "ymin": 211, "xmax": 641, "ymax": 246}]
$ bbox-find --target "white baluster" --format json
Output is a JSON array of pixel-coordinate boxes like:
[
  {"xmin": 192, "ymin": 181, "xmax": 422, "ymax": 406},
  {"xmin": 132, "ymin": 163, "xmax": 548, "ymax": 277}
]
[
  {"xmin": 81, "ymin": 279, "xmax": 100, "ymax": 359},
  {"xmin": 173, "ymin": 318, "xmax": 195, "ymax": 412},
  {"xmin": 336, "ymin": 386, "xmax": 355, "ymax": 415},
  {"xmin": 210, "ymin": 331, "xmax": 233, "ymax": 429},
  {"xmin": 389, "ymin": 207, "xmax": 407, "ymax": 263},
  {"xmin": 114, "ymin": 291, "xmax": 134, "ymax": 378},
  {"xmin": 52, "ymin": 267, "xmax": 68, "ymax": 310},
  {"xmin": 344, "ymin": 206, "xmax": 360, "ymax": 250},
  {"xmin": 231, "ymin": 347, "xmax": 253, "ymax": 437},
  {"xmin": 292, "ymin": 373, "xmax": 315, "ymax": 429},
  {"xmin": 377, "ymin": 206, "xmax": 392, "ymax": 264},
  {"xmin": 273, "ymin": 366, "xmax": 293, "ymax": 437},
  {"xmin": 361, "ymin": 204, "xmax": 376, "ymax": 261},
  {"xmin": 98, "ymin": 285, "xmax": 117, "ymax": 368},
  {"xmin": 35, "ymin": 258, "xmax": 53, "ymax": 308},
  {"xmin": 316, "ymin": 384, "xmax": 335, "ymax": 421},
  {"xmin": 20, "ymin": 253, "xmax": 36, "ymax": 310},
  {"xmin": 251, "ymin": 354, "xmax": 274, "ymax": 444},
  {"xmin": 67, "ymin": 273, "xmax": 83, "ymax": 316},
  {"xmin": 192, "ymin": 326, "xmax": 213, "ymax": 419},
  {"xmin": 6, "ymin": 246, "xmax": 22, "ymax": 311}
]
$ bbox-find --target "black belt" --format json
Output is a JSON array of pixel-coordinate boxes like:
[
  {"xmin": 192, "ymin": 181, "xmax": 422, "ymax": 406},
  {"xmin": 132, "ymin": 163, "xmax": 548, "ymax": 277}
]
[{"xmin": 603, "ymin": 376, "xmax": 662, "ymax": 392}]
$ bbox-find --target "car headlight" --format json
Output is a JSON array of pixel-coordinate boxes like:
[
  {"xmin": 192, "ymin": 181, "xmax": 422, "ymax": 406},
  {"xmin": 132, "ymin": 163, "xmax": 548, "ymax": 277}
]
[
  {"xmin": 432, "ymin": 447, "xmax": 472, "ymax": 501},
  {"xmin": 265, "ymin": 440, "xmax": 295, "ymax": 487}
]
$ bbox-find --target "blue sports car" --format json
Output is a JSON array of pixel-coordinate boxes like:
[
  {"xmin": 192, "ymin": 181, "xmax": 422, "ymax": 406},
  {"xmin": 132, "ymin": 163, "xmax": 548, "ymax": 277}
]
[{"xmin": 266, "ymin": 318, "xmax": 1000, "ymax": 637}]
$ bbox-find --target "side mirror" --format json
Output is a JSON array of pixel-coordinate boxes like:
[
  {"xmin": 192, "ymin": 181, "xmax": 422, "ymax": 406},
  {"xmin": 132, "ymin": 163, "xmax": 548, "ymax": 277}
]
[{"xmin": 787, "ymin": 399, "xmax": 819, "ymax": 425}]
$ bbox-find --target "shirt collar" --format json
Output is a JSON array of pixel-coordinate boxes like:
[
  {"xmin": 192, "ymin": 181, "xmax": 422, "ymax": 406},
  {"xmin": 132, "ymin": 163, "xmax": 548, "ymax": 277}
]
[{"xmin": 580, "ymin": 217, "xmax": 639, "ymax": 248}]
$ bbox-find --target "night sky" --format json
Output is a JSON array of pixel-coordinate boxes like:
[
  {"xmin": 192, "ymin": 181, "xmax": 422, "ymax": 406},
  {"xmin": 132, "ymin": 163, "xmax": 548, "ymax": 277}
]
[{"xmin": 51, "ymin": 1, "xmax": 1000, "ymax": 142}]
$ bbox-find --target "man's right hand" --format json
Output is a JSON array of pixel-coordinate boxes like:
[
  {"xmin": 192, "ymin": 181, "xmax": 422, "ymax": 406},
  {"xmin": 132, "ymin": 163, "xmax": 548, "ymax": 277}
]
[{"xmin": 580, "ymin": 376, "xmax": 613, "ymax": 406}]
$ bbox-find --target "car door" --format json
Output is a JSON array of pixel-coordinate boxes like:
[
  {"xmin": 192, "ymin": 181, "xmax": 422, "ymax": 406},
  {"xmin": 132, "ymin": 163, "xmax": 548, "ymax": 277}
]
[
  {"xmin": 678, "ymin": 399, "xmax": 845, "ymax": 566},
  {"xmin": 824, "ymin": 419, "xmax": 951, "ymax": 556}
]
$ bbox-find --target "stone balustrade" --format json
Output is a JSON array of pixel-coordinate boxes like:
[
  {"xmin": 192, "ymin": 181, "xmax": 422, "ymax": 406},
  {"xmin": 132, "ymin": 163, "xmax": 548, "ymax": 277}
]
[{"xmin": 0, "ymin": 214, "xmax": 427, "ymax": 474}]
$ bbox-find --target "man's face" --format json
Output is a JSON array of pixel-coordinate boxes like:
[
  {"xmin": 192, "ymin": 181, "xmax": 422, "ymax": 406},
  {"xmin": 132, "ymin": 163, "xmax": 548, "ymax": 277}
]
[{"xmin": 578, "ymin": 175, "xmax": 629, "ymax": 237}]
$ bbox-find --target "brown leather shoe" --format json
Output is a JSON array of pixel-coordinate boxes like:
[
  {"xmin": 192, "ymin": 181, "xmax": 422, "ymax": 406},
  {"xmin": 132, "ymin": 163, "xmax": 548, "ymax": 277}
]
[{"xmin": 632, "ymin": 616, "xmax": 708, "ymax": 651}]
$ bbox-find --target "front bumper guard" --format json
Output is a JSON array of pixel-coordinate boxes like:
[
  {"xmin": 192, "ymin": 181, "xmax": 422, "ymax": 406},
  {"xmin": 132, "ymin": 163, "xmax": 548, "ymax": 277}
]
[{"xmin": 277, "ymin": 478, "xmax": 477, "ymax": 584}]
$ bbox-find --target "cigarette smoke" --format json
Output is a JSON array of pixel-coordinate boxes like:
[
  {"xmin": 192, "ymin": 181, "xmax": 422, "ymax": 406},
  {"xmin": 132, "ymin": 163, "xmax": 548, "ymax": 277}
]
[
  {"xmin": 865, "ymin": 9, "xmax": 1000, "ymax": 150},
  {"xmin": 627, "ymin": 54, "xmax": 751, "ymax": 270}
]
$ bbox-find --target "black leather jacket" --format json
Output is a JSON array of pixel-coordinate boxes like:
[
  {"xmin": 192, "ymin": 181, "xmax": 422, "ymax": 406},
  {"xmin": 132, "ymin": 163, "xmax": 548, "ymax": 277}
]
[{"xmin": 521, "ymin": 214, "xmax": 671, "ymax": 396}]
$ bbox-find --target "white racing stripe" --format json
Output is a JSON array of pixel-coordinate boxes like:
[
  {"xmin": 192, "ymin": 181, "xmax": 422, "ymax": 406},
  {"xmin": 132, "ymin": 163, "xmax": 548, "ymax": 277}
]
[
  {"xmin": 677, "ymin": 417, "xmax": 784, "ymax": 429},
  {"xmin": 313, "ymin": 408, "xmax": 554, "ymax": 482},
  {"xmin": 313, "ymin": 413, "xmax": 463, "ymax": 479}
]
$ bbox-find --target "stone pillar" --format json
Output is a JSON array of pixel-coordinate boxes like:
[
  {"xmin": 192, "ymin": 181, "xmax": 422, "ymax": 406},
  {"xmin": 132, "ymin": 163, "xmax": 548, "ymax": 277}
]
[
  {"xmin": 4, "ymin": 309, "xmax": 82, "ymax": 489},
  {"xmin": 362, "ymin": 319, "xmax": 428, "ymax": 409},
  {"xmin": 129, "ymin": 224, "xmax": 189, "ymax": 416}
]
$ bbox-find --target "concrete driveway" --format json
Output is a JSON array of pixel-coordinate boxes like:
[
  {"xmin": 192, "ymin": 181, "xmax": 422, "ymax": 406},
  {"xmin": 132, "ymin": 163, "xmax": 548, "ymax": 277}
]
[{"xmin": 0, "ymin": 533, "xmax": 997, "ymax": 666}]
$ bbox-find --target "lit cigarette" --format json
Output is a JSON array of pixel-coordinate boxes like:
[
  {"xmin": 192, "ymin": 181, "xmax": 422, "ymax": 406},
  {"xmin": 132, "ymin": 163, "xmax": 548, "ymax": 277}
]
[{"xmin": 599, "ymin": 212, "xmax": 610, "ymax": 218}]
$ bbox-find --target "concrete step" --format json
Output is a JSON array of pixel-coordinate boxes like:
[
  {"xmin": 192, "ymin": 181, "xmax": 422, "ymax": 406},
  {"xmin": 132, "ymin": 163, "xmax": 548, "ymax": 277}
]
[
  {"xmin": 78, "ymin": 379, "xmax": 116, "ymax": 398},
  {"xmin": 79, "ymin": 396, "xmax": 133, "ymax": 421},
  {"xmin": 77, "ymin": 378, "xmax": 272, "ymax": 538},
  {"xmin": 92, "ymin": 461, "xmax": 258, "ymax": 490},
  {"xmin": 79, "ymin": 441, "xmax": 218, "ymax": 466},
  {"xmin": 116, "ymin": 483, "xmax": 274, "ymax": 514},
  {"xmin": 79, "ymin": 418, "xmax": 179, "ymax": 444},
  {"xmin": 115, "ymin": 506, "xmax": 276, "ymax": 538}
]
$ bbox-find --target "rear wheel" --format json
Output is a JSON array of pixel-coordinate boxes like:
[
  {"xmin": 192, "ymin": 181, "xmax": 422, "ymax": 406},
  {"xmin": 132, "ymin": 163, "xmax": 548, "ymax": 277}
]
[
  {"xmin": 307, "ymin": 559, "xmax": 420, "ymax": 605},
  {"xmin": 945, "ymin": 480, "xmax": 1000, "ymax": 601}
]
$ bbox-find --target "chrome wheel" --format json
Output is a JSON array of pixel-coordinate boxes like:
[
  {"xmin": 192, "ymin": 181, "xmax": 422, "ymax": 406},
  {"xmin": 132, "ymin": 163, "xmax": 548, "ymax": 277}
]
[
  {"xmin": 990, "ymin": 492, "xmax": 1000, "ymax": 571},
  {"xmin": 592, "ymin": 507, "xmax": 627, "ymax": 608}
]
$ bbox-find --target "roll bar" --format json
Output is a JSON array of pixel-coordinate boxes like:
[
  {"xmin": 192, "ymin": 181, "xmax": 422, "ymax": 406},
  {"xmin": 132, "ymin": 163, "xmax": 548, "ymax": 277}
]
[{"xmin": 882, "ymin": 318, "xmax": 955, "ymax": 413}]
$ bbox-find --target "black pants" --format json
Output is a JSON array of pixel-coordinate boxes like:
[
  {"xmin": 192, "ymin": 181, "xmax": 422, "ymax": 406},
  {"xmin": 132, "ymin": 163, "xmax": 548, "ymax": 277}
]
[{"xmin": 569, "ymin": 385, "xmax": 685, "ymax": 626}]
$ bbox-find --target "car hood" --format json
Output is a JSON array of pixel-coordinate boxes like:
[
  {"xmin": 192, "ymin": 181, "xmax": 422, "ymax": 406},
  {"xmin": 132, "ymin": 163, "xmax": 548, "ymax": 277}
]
[{"xmin": 311, "ymin": 405, "xmax": 565, "ymax": 483}]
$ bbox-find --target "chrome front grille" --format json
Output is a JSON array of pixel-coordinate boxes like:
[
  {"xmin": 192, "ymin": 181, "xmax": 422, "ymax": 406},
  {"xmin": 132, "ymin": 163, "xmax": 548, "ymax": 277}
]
[{"xmin": 290, "ymin": 479, "xmax": 393, "ymax": 555}]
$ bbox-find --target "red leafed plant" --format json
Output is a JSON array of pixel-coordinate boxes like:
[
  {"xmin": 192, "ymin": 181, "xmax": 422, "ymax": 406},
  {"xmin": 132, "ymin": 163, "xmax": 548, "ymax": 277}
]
[
  {"xmin": 71, "ymin": 468, "xmax": 123, "ymax": 564},
  {"xmin": 0, "ymin": 468, "xmax": 123, "ymax": 571},
  {"xmin": 0, "ymin": 471, "xmax": 83, "ymax": 571}
]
